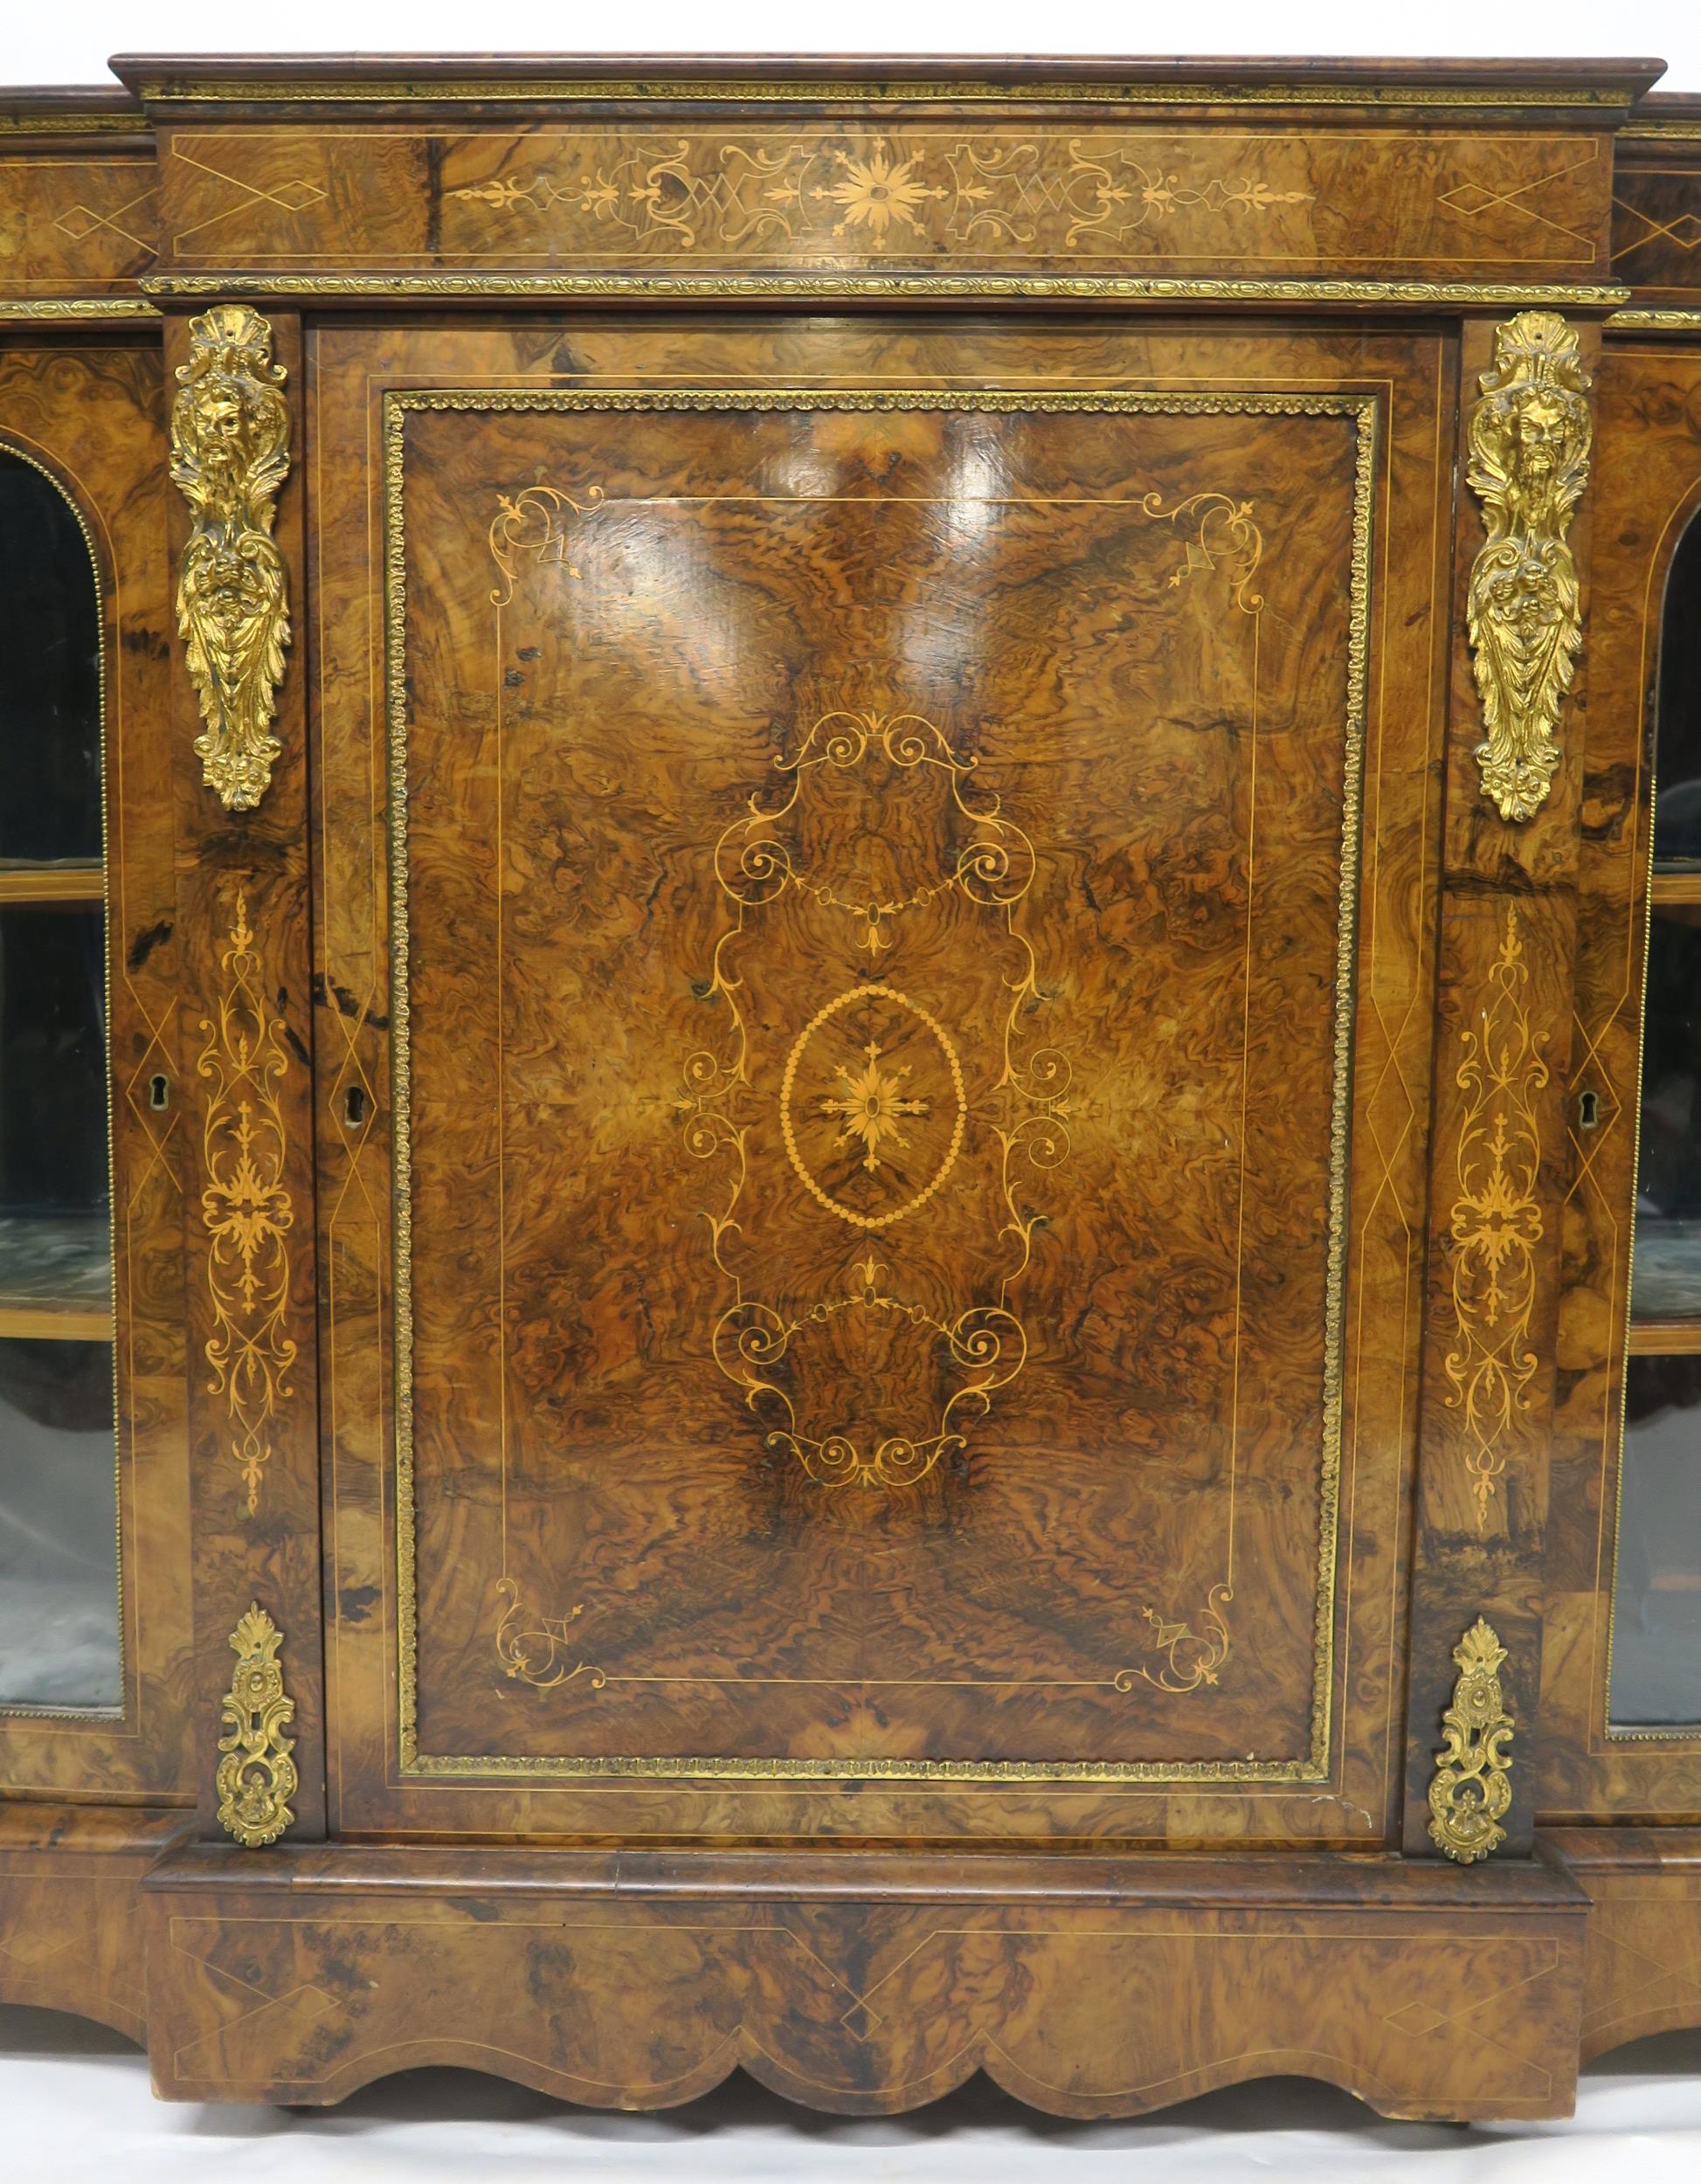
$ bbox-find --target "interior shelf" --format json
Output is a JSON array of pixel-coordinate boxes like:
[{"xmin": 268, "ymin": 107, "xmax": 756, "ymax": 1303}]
[{"xmin": 0, "ymin": 863, "xmax": 102, "ymax": 908}]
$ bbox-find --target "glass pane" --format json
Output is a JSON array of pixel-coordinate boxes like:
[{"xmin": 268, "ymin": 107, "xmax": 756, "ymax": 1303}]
[
  {"xmin": 1655, "ymin": 515, "xmax": 1701, "ymax": 865},
  {"xmin": 1610, "ymin": 1353, "xmax": 1701, "ymax": 1729},
  {"xmin": 0, "ymin": 446, "xmax": 117, "ymax": 1715},
  {"xmin": 0, "ymin": 905, "xmax": 109, "ymax": 1212},
  {"xmin": 0, "ymin": 452, "xmax": 101, "ymax": 866},
  {"xmin": 1631, "ymin": 905, "xmax": 1701, "ymax": 1319},
  {"xmin": 0, "ymin": 1337, "xmax": 119, "ymax": 1709}
]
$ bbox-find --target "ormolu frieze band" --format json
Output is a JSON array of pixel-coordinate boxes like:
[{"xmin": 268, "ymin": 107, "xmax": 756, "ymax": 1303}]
[
  {"xmin": 169, "ymin": 302, "xmax": 291, "ymax": 812},
  {"xmin": 1465, "ymin": 310, "xmax": 1593, "ymax": 823},
  {"xmin": 142, "ymin": 272, "xmax": 1633, "ymax": 308}
]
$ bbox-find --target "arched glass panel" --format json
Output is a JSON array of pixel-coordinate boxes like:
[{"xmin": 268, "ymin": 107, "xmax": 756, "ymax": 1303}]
[
  {"xmin": 0, "ymin": 447, "xmax": 119, "ymax": 1712},
  {"xmin": 1613, "ymin": 508, "xmax": 1701, "ymax": 1730},
  {"xmin": 1652, "ymin": 516, "xmax": 1701, "ymax": 866}
]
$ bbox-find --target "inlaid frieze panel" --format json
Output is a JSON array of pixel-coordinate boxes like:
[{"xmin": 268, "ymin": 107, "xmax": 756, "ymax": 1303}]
[
  {"xmin": 0, "ymin": 154, "xmax": 156, "ymax": 292},
  {"xmin": 1612, "ymin": 163, "xmax": 1701, "ymax": 296},
  {"xmin": 154, "ymin": 125, "xmax": 1612, "ymax": 277}
]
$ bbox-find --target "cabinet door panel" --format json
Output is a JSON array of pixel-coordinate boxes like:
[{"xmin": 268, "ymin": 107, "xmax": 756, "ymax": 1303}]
[{"xmin": 313, "ymin": 320, "xmax": 1448, "ymax": 1842}]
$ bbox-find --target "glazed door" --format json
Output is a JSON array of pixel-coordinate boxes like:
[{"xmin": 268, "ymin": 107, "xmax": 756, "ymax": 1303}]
[
  {"xmin": 313, "ymin": 317, "xmax": 1449, "ymax": 1842},
  {"xmin": 1544, "ymin": 335, "xmax": 1701, "ymax": 1821},
  {"xmin": 0, "ymin": 337, "xmax": 192, "ymax": 1802}
]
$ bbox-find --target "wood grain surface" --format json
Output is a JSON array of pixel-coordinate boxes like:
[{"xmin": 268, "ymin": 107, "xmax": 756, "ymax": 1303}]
[
  {"xmin": 1549, "ymin": 1827, "xmax": 1701, "ymax": 2056},
  {"xmin": 0, "ymin": 147, "xmax": 157, "ymax": 297},
  {"xmin": 142, "ymin": 1837, "xmax": 1587, "ymax": 2118},
  {"xmin": 1395, "ymin": 314, "xmax": 1607, "ymax": 1858},
  {"xmin": 0, "ymin": 1802, "xmax": 188, "ymax": 2037},
  {"xmin": 1613, "ymin": 154, "xmax": 1701, "ymax": 300}
]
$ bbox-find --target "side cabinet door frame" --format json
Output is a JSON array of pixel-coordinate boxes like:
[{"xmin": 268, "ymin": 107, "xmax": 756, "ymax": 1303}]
[
  {"xmin": 0, "ymin": 332, "xmax": 195, "ymax": 1804},
  {"xmin": 165, "ymin": 304, "xmax": 327, "ymax": 1844},
  {"xmin": 1542, "ymin": 332, "xmax": 1701, "ymax": 1823}
]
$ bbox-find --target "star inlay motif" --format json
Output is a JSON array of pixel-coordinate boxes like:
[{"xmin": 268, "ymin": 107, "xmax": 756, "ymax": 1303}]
[{"xmin": 819, "ymin": 1040, "xmax": 930, "ymax": 1171}]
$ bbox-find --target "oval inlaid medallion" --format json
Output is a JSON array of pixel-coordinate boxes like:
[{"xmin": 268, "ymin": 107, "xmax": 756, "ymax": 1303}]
[{"xmin": 780, "ymin": 983, "xmax": 966, "ymax": 1230}]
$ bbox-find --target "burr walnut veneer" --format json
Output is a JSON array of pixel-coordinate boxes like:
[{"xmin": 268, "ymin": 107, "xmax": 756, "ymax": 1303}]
[{"xmin": 0, "ymin": 52, "xmax": 1699, "ymax": 2123}]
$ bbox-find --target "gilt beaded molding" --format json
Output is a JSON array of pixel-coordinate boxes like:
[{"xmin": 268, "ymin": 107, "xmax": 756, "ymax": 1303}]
[{"xmin": 140, "ymin": 272, "xmax": 1632, "ymax": 308}]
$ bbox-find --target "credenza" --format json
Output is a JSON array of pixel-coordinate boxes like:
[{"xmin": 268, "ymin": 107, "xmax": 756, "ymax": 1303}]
[{"xmin": 2, "ymin": 51, "xmax": 1701, "ymax": 2119}]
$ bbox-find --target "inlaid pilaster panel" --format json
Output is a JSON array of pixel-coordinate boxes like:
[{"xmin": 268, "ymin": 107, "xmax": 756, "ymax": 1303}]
[
  {"xmin": 1401, "ymin": 312, "xmax": 1604, "ymax": 1855},
  {"xmin": 164, "ymin": 304, "xmax": 324, "ymax": 1841}
]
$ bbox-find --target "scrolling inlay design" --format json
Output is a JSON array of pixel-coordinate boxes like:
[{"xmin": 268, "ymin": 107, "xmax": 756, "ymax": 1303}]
[
  {"xmin": 197, "ymin": 891, "xmax": 297, "ymax": 1514},
  {"xmin": 447, "ymin": 135, "xmax": 1315, "ymax": 259},
  {"xmin": 1427, "ymin": 1617, "xmax": 1515, "ymax": 1863},
  {"xmin": 169, "ymin": 302, "xmax": 291, "ymax": 812},
  {"xmin": 1465, "ymin": 309, "xmax": 1592, "ymax": 822},
  {"xmin": 379, "ymin": 385, "xmax": 1373, "ymax": 1769},
  {"xmin": 1443, "ymin": 902, "xmax": 1547, "ymax": 1529},
  {"xmin": 684, "ymin": 708, "xmax": 1064, "ymax": 1490},
  {"xmin": 214, "ymin": 1603, "xmax": 299, "ymax": 1849}
]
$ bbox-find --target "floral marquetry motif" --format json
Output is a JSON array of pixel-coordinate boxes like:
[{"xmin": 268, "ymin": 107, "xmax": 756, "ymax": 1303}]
[
  {"xmin": 1443, "ymin": 902, "xmax": 1548, "ymax": 1528},
  {"xmin": 169, "ymin": 302, "xmax": 291, "ymax": 812},
  {"xmin": 444, "ymin": 135, "xmax": 1320, "ymax": 260},
  {"xmin": 197, "ymin": 891, "xmax": 297, "ymax": 1514}
]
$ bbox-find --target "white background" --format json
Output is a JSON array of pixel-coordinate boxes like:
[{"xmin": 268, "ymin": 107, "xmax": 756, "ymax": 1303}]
[
  {"xmin": 4, "ymin": 0, "xmax": 1701, "ymax": 2174},
  {"xmin": 3, "ymin": 2002, "xmax": 1700, "ymax": 2181},
  {"xmin": 3, "ymin": 0, "xmax": 1700, "ymax": 96}
]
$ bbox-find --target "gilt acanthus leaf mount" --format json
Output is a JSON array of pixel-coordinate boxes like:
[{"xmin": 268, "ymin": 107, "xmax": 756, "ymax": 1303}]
[
  {"xmin": 1465, "ymin": 309, "xmax": 1592, "ymax": 824},
  {"xmin": 169, "ymin": 302, "xmax": 292, "ymax": 812}
]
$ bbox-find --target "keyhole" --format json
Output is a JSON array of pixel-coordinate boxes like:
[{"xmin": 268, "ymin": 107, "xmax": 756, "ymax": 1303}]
[
  {"xmin": 148, "ymin": 1073, "xmax": 169, "ymax": 1111},
  {"xmin": 342, "ymin": 1085, "xmax": 368, "ymax": 1130},
  {"xmin": 1579, "ymin": 1089, "xmax": 1601, "ymax": 1130}
]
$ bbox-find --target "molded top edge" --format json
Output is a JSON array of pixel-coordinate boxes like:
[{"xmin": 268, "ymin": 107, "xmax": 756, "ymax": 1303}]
[{"xmin": 101, "ymin": 50, "xmax": 1668, "ymax": 108}]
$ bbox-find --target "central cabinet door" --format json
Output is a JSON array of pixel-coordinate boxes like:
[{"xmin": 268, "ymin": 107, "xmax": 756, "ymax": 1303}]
[{"xmin": 313, "ymin": 319, "xmax": 1447, "ymax": 1842}]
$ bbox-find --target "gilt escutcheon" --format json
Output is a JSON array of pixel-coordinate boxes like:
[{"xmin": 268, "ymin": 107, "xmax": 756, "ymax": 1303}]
[
  {"xmin": 214, "ymin": 1603, "xmax": 298, "ymax": 1849},
  {"xmin": 1428, "ymin": 1617, "xmax": 1515, "ymax": 1863}
]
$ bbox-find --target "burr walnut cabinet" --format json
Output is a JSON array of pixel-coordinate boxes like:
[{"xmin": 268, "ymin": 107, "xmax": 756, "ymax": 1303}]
[{"xmin": 2, "ymin": 49, "xmax": 1701, "ymax": 2121}]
